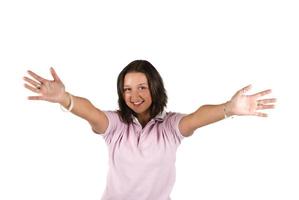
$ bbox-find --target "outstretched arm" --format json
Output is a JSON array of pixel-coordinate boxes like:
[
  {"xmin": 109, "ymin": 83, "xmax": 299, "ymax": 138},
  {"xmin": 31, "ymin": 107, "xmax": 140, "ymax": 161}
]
[
  {"xmin": 23, "ymin": 67, "xmax": 108, "ymax": 134},
  {"xmin": 179, "ymin": 85, "xmax": 276, "ymax": 137}
]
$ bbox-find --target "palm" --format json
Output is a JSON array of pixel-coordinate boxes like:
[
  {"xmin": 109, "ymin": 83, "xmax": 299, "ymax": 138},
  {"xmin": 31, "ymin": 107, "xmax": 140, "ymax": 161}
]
[
  {"xmin": 229, "ymin": 85, "xmax": 276, "ymax": 117},
  {"xmin": 23, "ymin": 67, "xmax": 66, "ymax": 103},
  {"xmin": 38, "ymin": 80, "xmax": 65, "ymax": 102}
]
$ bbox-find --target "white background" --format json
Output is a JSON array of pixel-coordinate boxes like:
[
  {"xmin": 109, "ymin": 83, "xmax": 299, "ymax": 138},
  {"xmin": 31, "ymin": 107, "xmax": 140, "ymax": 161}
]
[{"xmin": 1, "ymin": 0, "xmax": 298, "ymax": 199}]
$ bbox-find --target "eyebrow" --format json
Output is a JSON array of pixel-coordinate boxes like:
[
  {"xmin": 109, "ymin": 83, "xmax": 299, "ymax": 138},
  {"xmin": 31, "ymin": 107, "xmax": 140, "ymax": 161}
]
[{"xmin": 124, "ymin": 83, "xmax": 148, "ymax": 87}]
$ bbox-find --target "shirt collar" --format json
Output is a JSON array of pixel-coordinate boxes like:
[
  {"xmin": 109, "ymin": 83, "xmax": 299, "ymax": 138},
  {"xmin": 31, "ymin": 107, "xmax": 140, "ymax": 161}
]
[
  {"xmin": 132, "ymin": 110, "xmax": 166, "ymax": 124},
  {"xmin": 154, "ymin": 110, "xmax": 167, "ymax": 122}
]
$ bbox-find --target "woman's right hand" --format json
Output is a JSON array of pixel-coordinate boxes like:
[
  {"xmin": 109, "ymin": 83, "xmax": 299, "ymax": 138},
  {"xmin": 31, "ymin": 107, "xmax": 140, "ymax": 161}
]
[{"xmin": 23, "ymin": 67, "xmax": 67, "ymax": 104}]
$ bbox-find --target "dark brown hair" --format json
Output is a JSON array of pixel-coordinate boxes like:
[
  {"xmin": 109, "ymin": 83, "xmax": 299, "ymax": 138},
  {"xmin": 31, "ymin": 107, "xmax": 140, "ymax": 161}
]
[{"xmin": 117, "ymin": 60, "xmax": 167, "ymax": 124}]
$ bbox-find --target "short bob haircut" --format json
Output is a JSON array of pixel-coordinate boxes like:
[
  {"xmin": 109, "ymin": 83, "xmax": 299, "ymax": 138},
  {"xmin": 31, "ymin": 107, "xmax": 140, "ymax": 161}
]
[{"xmin": 117, "ymin": 60, "xmax": 168, "ymax": 124}]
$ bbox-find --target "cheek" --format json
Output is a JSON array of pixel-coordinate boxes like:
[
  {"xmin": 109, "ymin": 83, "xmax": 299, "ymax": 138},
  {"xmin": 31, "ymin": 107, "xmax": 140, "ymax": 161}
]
[
  {"xmin": 123, "ymin": 94, "xmax": 129, "ymax": 103},
  {"xmin": 144, "ymin": 92, "xmax": 152, "ymax": 102}
]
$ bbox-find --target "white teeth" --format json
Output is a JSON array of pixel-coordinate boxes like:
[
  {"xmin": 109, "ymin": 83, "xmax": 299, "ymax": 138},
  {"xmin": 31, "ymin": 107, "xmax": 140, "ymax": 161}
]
[{"xmin": 133, "ymin": 101, "xmax": 143, "ymax": 105}]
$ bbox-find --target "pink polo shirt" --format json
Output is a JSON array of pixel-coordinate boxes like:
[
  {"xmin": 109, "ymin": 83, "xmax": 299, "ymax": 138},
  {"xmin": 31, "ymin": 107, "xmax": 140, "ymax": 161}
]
[{"xmin": 100, "ymin": 111, "xmax": 186, "ymax": 200}]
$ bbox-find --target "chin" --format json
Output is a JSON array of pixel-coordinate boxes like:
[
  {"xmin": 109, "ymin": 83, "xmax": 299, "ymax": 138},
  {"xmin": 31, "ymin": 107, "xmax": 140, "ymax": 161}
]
[
  {"xmin": 131, "ymin": 109, "xmax": 146, "ymax": 115},
  {"xmin": 126, "ymin": 102, "xmax": 151, "ymax": 115},
  {"xmin": 130, "ymin": 106, "xmax": 150, "ymax": 116}
]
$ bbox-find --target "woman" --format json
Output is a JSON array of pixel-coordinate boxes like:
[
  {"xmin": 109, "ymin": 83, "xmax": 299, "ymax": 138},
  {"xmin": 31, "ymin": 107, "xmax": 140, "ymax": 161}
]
[{"xmin": 23, "ymin": 60, "xmax": 276, "ymax": 200}]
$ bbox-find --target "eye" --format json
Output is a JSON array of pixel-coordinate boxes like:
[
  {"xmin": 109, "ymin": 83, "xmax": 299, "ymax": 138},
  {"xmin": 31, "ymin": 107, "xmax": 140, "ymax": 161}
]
[
  {"xmin": 138, "ymin": 86, "xmax": 147, "ymax": 90},
  {"xmin": 123, "ymin": 88, "xmax": 131, "ymax": 92}
]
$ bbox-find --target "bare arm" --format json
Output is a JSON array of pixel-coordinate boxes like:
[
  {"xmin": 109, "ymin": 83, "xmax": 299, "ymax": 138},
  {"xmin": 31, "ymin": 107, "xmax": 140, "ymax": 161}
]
[
  {"xmin": 179, "ymin": 103, "xmax": 228, "ymax": 137},
  {"xmin": 23, "ymin": 67, "xmax": 108, "ymax": 134},
  {"xmin": 179, "ymin": 85, "xmax": 276, "ymax": 137},
  {"xmin": 61, "ymin": 94, "xmax": 108, "ymax": 134}
]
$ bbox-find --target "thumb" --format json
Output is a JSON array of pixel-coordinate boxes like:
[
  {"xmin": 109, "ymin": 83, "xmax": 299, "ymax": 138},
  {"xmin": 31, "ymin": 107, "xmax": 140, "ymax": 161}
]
[
  {"xmin": 50, "ymin": 67, "xmax": 62, "ymax": 82},
  {"xmin": 238, "ymin": 84, "xmax": 252, "ymax": 95}
]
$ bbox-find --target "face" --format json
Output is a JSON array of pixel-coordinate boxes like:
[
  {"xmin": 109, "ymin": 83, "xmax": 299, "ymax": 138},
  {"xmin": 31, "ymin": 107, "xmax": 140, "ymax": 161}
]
[{"xmin": 123, "ymin": 72, "xmax": 152, "ymax": 118}]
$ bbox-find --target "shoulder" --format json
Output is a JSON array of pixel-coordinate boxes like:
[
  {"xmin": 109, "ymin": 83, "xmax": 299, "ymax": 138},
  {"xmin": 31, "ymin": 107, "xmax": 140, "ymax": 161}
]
[
  {"xmin": 99, "ymin": 110, "xmax": 125, "ymax": 134},
  {"xmin": 162, "ymin": 111, "xmax": 187, "ymax": 141},
  {"xmin": 165, "ymin": 111, "xmax": 196, "ymax": 137},
  {"xmin": 103, "ymin": 110, "xmax": 125, "ymax": 123},
  {"xmin": 163, "ymin": 112, "xmax": 187, "ymax": 130},
  {"xmin": 164, "ymin": 111, "xmax": 187, "ymax": 121}
]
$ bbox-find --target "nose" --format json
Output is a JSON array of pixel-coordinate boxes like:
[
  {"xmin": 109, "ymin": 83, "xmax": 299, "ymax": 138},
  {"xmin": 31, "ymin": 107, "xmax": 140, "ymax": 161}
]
[{"xmin": 131, "ymin": 90, "xmax": 141, "ymax": 102}]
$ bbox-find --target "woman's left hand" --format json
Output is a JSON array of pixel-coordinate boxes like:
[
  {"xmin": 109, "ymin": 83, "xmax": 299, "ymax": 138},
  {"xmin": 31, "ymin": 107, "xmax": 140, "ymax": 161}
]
[{"xmin": 226, "ymin": 85, "xmax": 276, "ymax": 117}]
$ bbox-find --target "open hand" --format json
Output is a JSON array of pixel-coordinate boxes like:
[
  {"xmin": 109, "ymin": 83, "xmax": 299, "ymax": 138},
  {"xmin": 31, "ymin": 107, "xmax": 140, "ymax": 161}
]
[
  {"xmin": 227, "ymin": 85, "xmax": 276, "ymax": 117},
  {"xmin": 23, "ymin": 67, "xmax": 66, "ymax": 103}
]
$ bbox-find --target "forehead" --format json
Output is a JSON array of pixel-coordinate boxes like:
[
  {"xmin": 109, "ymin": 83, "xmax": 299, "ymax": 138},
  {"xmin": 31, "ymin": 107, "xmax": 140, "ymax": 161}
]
[{"xmin": 124, "ymin": 72, "xmax": 148, "ymax": 86}]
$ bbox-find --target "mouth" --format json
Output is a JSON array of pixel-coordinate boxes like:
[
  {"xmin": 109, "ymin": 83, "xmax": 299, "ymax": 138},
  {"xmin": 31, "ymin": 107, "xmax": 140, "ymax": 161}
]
[{"xmin": 132, "ymin": 101, "xmax": 144, "ymax": 107}]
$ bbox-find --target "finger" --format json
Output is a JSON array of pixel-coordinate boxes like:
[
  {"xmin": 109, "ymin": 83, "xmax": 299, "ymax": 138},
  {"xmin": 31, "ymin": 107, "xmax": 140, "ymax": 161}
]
[
  {"xmin": 254, "ymin": 112, "xmax": 268, "ymax": 117},
  {"xmin": 50, "ymin": 67, "xmax": 62, "ymax": 82},
  {"xmin": 238, "ymin": 84, "xmax": 252, "ymax": 95},
  {"xmin": 27, "ymin": 70, "xmax": 48, "ymax": 83},
  {"xmin": 24, "ymin": 83, "xmax": 40, "ymax": 93},
  {"xmin": 28, "ymin": 96, "xmax": 45, "ymax": 100},
  {"xmin": 23, "ymin": 76, "xmax": 41, "ymax": 88},
  {"xmin": 257, "ymin": 104, "xmax": 275, "ymax": 110},
  {"xmin": 257, "ymin": 98, "xmax": 277, "ymax": 104},
  {"xmin": 253, "ymin": 89, "xmax": 272, "ymax": 98}
]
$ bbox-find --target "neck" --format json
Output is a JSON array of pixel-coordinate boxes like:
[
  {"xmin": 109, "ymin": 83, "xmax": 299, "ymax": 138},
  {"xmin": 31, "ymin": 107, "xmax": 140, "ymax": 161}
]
[{"xmin": 137, "ymin": 112, "xmax": 151, "ymax": 128}]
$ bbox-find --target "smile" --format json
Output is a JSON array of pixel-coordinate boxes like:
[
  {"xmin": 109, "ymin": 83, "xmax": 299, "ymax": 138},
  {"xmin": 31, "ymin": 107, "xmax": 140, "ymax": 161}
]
[{"xmin": 132, "ymin": 101, "xmax": 144, "ymax": 106}]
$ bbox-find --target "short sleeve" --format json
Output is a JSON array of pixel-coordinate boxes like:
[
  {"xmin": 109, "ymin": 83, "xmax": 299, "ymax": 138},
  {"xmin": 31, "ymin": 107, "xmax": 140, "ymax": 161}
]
[
  {"xmin": 164, "ymin": 112, "xmax": 187, "ymax": 143},
  {"xmin": 100, "ymin": 111, "xmax": 122, "ymax": 143}
]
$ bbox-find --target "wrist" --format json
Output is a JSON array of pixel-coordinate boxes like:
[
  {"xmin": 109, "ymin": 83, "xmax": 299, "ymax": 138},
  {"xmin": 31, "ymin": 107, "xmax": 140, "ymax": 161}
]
[
  {"xmin": 224, "ymin": 101, "xmax": 234, "ymax": 118},
  {"xmin": 58, "ymin": 92, "xmax": 67, "ymax": 105},
  {"xmin": 59, "ymin": 92, "xmax": 71, "ymax": 107},
  {"xmin": 60, "ymin": 92, "xmax": 74, "ymax": 112}
]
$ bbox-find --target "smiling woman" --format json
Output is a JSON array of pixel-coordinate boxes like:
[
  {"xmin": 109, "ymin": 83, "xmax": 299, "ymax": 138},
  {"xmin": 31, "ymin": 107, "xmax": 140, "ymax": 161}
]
[
  {"xmin": 123, "ymin": 72, "xmax": 153, "ymax": 126},
  {"xmin": 23, "ymin": 60, "xmax": 276, "ymax": 200},
  {"xmin": 117, "ymin": 60, "xmax": 167, "ymax": 126}
]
